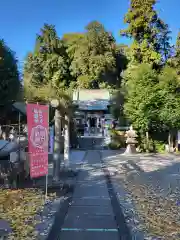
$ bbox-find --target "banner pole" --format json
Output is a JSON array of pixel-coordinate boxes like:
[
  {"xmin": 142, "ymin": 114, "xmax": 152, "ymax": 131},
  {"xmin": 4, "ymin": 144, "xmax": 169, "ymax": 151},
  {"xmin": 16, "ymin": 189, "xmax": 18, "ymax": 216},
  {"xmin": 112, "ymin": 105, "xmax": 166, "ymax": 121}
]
[{"xmin": 45, "ymin": 174, "xmax": 48, "ymax": 201}]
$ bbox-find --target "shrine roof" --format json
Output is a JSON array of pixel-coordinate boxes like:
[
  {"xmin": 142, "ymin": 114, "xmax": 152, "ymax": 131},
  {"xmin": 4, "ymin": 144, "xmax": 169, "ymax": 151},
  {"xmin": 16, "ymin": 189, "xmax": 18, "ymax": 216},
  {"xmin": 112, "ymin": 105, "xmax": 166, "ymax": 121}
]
[{"xmin": 73, "ymin": 89, "xmax": 111, "ymax": 102}]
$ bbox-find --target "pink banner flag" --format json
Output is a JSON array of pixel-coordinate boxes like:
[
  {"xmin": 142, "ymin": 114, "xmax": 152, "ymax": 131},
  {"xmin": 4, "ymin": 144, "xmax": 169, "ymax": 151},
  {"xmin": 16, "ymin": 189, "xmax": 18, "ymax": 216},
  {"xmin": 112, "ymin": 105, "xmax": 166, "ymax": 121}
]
[{"xmin": 27, "ymin": 104, "xmax": 49, "ymax": 178}]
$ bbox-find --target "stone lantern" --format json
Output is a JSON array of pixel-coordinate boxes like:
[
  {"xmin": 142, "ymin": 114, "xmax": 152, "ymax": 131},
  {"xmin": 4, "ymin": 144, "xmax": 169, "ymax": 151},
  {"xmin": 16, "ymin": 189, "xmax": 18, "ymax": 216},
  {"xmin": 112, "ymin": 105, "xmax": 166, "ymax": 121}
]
[{"xmin": 124, "ymin": 125, "xmax": 138, "ymax": 154}]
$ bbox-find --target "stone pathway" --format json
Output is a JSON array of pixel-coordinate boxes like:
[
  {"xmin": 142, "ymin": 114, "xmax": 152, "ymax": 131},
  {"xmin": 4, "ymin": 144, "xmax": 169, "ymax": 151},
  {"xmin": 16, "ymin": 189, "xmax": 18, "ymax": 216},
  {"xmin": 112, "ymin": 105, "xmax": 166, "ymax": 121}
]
[
  {"xmin": 36, "ymin": 151, "xmax": 86, "ymax": 239},
  {"xmin": 77, "ymin": 137, "xmax": 104, "ymax": 149},
  {"xmin": 58, "ymin": 150, "xmax": 130, "ymax": 240},
  {"xmin": 48, "ymin": 150, "xmax": 86, "ymax": 176}
]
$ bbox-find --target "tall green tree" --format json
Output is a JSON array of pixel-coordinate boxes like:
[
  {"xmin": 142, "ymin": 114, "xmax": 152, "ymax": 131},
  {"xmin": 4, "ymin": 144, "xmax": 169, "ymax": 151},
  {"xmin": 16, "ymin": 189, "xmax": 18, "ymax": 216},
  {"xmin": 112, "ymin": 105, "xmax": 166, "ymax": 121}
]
[
  {"xmin": 62, "ymin": 33, "xmax": 84, "ymax": 61},
  {"xmin": 23, "ymin": 25, "xmax": 74, "ymax": 170},
  {"xmin": 169, "ymin": 32, "xmax": 180, "ymax": 74},
  {"xmin": 62, "ymin": 33, "xmax": 85, "ymax": 90},
  {"xmin": 0, "ymin": 40, "xmax": 20, "ymax": 104},
  {"xmin": 71, "ymin": 21, "xmax": 126, "ymax": 89},
  {"xmin": 121, "ymin": 0, "xmax": 171, "ymax": 66},
  {"xmin": 123, "ymin": 64, "xmax": 160, "ymax": 134},
  {"xmin": 110, "ymin": 89, "xmax": 127, "ymax": 125},
  {"xmin": 123, "ymin": 63, "xmax": 180, "ymax": 149},
  {"xmin": 24, "ymin": 24, "xmax": 71, "ymax": 90},
  {"xmin": 158, "ymin": 66, "xmax": 180, "ymax": 147}
]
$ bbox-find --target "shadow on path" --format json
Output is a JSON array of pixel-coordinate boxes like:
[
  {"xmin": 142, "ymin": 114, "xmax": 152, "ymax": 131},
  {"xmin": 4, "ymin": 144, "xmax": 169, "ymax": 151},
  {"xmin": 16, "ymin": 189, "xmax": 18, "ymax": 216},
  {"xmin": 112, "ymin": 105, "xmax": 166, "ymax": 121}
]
[
  {"xmin": 101, "ymin": 150, "xmax": 180, "ymax": 239},
  {"xmin": 49, "ymin": 150, "xmax": 131, "ymax": 240}
]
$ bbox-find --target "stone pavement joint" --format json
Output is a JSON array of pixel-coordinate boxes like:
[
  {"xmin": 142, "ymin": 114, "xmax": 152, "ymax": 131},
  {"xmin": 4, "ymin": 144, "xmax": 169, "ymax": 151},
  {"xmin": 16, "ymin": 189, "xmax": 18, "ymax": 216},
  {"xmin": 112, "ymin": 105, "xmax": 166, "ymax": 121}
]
[{"xmin": 61, "ymin": 228, "xmax": 118, "ymax": 232}]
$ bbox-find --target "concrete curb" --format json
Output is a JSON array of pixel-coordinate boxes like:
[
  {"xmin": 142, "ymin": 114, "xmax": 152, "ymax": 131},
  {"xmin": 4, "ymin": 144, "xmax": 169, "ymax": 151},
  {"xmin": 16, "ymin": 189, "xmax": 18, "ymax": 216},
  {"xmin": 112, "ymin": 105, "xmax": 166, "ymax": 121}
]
[
  {"xmin": 44, "ymin": 151, "xmax": 88, "ymax": 240},
  {"xmin": 34, "ymin": 182, "xmax": 75, "ymax": 240},
  {"xmin": 46, "ymin": 192, "xmax": 74, "ymax": 240},
  {"xmin": 109, "ymin": 177, "xmax": 145, "ymax": 240}
]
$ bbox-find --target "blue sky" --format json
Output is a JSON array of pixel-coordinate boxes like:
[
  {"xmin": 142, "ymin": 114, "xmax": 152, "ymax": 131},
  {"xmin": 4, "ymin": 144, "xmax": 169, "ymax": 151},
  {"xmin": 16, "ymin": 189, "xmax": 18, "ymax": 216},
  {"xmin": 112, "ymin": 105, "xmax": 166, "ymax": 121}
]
[{"xmin": 1, "ymin": 0, "xmax": 180, "ymax": 68}]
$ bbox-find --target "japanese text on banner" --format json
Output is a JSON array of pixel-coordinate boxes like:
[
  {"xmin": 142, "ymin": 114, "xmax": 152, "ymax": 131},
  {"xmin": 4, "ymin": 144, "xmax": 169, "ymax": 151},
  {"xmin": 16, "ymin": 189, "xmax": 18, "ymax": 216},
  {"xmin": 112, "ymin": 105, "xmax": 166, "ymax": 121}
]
[{"xmin": 27, "ymin": 104, "xmax": 49, "ymax": 178}]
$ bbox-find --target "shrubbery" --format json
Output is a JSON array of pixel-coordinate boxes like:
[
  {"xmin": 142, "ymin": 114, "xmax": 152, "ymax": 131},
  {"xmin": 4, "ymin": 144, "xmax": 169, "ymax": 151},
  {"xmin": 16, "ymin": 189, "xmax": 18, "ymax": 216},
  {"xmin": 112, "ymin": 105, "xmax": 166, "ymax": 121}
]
[
  {"xmin": 108, "ymin": 129, "xmax": 126, "ymax": 149},
  {"xmin": 108, "ymin": 141, "xmax": 121, "ymax": 150},
  {"xmin": 138, "ymin": 136, "xmax": 165, "ymax": 153},
  {"xmin": 153, "ymin": 140, "xmax": 165, "ymax": 153}
]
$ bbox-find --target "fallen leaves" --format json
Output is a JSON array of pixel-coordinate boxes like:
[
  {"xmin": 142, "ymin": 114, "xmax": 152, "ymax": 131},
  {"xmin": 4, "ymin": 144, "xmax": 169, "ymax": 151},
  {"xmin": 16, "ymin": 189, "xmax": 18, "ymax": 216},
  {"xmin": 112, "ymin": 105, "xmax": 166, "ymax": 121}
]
[
  {"xmin": 107, "ymin": 154, "xmax": 180, "ymax": 239},
  {"xmin": 0, "ymin": 188, "xmax": 45, "ymax": 239},
  {"xmin": 121, "ymin": 172, "xmax": 180, "ymax": 239}
]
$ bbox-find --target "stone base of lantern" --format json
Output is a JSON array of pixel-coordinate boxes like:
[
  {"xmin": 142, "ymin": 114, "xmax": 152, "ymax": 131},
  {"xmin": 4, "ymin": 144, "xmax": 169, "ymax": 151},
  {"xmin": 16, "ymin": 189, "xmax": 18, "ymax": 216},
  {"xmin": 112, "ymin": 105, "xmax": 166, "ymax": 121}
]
[{"xmin": 124, "ymin": 143, "xmax": 137, "ymax": 155}]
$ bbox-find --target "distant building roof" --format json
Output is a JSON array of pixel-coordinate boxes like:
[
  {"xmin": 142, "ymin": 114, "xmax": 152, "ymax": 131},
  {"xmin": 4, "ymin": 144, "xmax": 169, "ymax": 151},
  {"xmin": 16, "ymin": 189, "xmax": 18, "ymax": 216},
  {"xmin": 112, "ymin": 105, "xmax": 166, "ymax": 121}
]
[
  {"xmin": 13, "ymin": 102, "xmax": 26, "ymax": 115},
  {"xmin": 73, "ymin": 89, "xmax": 111, "ymax": 111},
  {"xmin": 73, "ymin": 89, "xmax": 110, "ymax": 102}
]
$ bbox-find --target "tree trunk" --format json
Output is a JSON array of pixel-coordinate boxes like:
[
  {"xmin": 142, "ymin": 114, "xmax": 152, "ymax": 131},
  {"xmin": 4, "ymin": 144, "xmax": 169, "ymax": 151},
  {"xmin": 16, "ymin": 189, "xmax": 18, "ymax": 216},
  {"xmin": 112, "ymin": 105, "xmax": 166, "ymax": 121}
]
[
  {"xmin": 53, "ymin": 108, "xmax": 61, "ymax": 181},
  {"xmin": 64, "ymin": 114, "xmax": 70, "ymax": 168},
  {"xmin": 146, "ymin": 131, "xmax": 149, "ymax": 152},
  {"xmin": 177, "ymin": 130, "xmax": 180, "ymax": 152},
  {"xmin": 168, "ymin": 130, "xmax": 173, "ymax": 152}
]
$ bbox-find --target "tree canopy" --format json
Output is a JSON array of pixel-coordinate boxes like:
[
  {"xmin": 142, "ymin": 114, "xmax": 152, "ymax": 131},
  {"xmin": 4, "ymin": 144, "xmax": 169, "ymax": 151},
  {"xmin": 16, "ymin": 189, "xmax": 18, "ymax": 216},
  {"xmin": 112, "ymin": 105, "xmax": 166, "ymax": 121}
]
[
  {"xmin": 117, "ymin": 0, "xmax": 180, "ymax": 148},
  {"xmin": 169, "ymin": 32, "xmax": 180, "ymax": 74},
  {"xmin": 121, "ymin": 0, "xmax": 171, "ymax": 66},
  {"xmin": 123, "ymin": 64, "xmax": 160, "ymax": 133},
  {"xmin": 2, "ymin": 0, "xmax": 180, "ymax": 150},
  {"xmin": 70, "ymin": 21, "xmax": 126, "ymax": 89},
  {"xmin": 24, "ymin": 21, "xmax": 128, "ymax": 93},
  {"xmin": 0, "ymin": 40, "xmax": 20, "ymax": 104},
  {"xmin": 24, "ymin": 24, "xmax": 71, "ymax": 90},
  {"xmin": 158, "ymin": 66, "xmax": 180, "ymax": 131}
]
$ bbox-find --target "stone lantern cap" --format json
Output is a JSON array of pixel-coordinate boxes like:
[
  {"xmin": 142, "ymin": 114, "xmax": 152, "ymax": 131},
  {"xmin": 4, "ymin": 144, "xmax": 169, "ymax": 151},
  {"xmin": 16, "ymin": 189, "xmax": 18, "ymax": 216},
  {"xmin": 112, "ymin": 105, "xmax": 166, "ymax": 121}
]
[{"xmin": 50, "ymin": 99, "xmax": 59, "ymax": 108}]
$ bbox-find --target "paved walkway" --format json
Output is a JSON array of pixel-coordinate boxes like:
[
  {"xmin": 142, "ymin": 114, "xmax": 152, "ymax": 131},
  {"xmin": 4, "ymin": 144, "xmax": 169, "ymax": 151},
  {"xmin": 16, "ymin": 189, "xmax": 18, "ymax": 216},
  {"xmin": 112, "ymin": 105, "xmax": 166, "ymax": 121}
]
[
  {"xmin": 58, "ymin": 150, "xmax": 129, "ymax": 240},
  {"xmin": 48, "ymin": 150, "xmax": 86, "ymax": 176}
]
